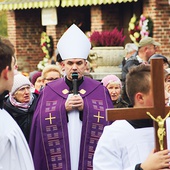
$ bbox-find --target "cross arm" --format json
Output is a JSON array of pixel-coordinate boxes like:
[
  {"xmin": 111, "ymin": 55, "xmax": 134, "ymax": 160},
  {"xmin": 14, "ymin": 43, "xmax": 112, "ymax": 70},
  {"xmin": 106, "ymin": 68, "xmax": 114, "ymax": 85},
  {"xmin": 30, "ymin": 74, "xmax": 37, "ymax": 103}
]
[{"xmin": 106, "ymin": 107, "xmax": 154, "ymax": 121}]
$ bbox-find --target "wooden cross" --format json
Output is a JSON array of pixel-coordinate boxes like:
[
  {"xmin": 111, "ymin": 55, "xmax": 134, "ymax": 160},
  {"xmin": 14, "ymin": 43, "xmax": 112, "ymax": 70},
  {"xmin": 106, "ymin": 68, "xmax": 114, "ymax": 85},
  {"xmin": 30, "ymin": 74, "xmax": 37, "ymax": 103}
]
[{"xmin": 106, "ymin": 58, "xmax": 170, "ymax": 151}]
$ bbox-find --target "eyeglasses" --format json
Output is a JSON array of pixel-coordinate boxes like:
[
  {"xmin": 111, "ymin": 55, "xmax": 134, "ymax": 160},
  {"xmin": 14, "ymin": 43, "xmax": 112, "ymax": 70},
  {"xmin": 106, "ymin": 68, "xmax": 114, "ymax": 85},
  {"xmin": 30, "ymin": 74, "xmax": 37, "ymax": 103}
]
[{"xmin": 44, "ymin": 77, "xmax": 59, "ymax": 81}]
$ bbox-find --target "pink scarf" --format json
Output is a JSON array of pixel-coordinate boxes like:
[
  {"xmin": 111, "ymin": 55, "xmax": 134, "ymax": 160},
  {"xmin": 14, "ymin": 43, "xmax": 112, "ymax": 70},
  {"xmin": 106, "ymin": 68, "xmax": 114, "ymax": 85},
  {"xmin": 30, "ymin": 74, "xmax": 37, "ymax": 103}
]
[{"xmin": 9, "ymin": 94, "xmax": 34, "ymax": 111}]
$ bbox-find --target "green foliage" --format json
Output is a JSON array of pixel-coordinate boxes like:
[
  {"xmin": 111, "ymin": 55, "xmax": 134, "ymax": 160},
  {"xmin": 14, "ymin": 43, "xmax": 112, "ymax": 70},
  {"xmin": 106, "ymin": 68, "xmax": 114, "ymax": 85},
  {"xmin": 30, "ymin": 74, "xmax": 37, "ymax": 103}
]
[{"xmin": 0, "ymin": 11, "xmax": 7, "ymax": 37}]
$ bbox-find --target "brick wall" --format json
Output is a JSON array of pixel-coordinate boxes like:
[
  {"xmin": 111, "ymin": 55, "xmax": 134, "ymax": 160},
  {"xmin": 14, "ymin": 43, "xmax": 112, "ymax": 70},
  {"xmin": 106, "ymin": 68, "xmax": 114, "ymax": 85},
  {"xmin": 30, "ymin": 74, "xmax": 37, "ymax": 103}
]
[
  {"xmin": 7, "ymin": 9, "xmax": 44, "ymax": 73},
  {"xmin": 102, "ymin": 4, "xmax": 120, "ymax": 30},
  {"xmin": 91, "ymin": 4, "xmax": 120, "ymax": 32},
  {"xmin": 143, "ymin": 0, "xmax": 170, "ymax": 58},
  {"xmin": 90, "ymin": 3, "xmax": 140, "ymax": 44},
  {"xmin": 91, "ymin": 6, "xmax": 103, "ymax": 32},
  {"xmin": 7, "ymin": 11, "xmax": 16, "ymax": 50}
]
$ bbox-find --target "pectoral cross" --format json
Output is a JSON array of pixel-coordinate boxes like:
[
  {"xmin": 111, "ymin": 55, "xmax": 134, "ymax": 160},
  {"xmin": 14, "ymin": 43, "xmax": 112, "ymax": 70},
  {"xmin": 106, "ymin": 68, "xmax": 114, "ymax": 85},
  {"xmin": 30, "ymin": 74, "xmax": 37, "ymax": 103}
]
[{"xmin": 106, "ymin": 59, "xmax": 170, "ymax": 151}]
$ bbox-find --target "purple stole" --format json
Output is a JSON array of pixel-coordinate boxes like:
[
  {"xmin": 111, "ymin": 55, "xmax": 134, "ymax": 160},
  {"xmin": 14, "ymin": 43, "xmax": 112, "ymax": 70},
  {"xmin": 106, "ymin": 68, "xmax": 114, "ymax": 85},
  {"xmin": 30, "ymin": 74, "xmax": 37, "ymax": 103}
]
[{"xmin": 29, "ymin": 77, "xmax": 113, "ymax": 170}]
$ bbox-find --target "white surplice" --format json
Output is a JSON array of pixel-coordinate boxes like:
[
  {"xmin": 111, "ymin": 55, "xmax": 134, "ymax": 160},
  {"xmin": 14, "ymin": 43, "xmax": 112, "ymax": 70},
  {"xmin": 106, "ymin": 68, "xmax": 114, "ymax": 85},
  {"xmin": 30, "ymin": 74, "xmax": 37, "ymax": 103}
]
[
  {"xmin": 93, "ymin": 118, "xmax": 170, "ymax": 170},
  {"xmin": 67, "ymin": 94, "xmax": 82, "ymax": 170},
  {"xmin": 0, "ymin": 109, "xmax": 35, "ymax": 170}
]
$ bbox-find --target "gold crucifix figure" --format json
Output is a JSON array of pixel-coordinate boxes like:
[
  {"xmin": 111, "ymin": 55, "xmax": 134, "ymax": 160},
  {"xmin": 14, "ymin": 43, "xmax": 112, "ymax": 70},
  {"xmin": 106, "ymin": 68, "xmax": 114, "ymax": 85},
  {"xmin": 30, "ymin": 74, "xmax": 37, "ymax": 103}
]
[
  {"xmin": 146, "ymin": 111, "xmax": 170, "ymax": 150},
  {"xmin": 45, "ymin": 113, "xmax": 56, "ymax": 125}
]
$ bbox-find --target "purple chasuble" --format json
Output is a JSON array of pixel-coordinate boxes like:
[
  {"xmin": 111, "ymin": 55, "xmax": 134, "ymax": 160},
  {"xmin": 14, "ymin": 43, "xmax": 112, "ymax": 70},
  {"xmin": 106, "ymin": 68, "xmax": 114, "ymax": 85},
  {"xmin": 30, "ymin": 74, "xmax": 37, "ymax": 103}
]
[{"xmin": 29, "ymin": 77, "xmax": 113, "ymax": 170}]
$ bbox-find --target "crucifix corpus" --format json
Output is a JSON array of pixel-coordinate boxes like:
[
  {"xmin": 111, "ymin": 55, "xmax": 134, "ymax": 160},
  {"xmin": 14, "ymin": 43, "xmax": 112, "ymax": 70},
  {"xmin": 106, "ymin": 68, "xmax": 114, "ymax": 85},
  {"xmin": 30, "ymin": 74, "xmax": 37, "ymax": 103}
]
[{"xmin": 106, "ymin": 58, "xmax": 170, "ymax": 151}]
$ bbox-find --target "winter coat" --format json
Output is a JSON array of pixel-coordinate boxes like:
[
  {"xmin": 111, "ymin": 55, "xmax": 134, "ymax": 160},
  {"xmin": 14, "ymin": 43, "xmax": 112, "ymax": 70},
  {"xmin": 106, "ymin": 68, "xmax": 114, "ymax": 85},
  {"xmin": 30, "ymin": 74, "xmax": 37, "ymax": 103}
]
[{"xmin": 4, "ymin": 93, "xmax": 38, "ymax": 142}]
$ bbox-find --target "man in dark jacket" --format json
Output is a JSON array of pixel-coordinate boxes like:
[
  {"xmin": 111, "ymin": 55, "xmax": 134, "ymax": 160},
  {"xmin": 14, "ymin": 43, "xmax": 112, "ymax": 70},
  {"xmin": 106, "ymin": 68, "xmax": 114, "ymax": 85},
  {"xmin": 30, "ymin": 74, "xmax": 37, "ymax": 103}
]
[{"xmin": 122, "ymin": 37, "xmax": 161, "ymax": 104}]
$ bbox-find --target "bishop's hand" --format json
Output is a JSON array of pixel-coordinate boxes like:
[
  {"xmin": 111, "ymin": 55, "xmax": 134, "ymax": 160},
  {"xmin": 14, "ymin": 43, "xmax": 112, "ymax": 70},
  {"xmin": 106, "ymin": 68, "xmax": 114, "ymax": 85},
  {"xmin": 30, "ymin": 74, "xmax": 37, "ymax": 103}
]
[{"xmin": 65, "ymin": 94, "xmax": 84, "ymax": 112}]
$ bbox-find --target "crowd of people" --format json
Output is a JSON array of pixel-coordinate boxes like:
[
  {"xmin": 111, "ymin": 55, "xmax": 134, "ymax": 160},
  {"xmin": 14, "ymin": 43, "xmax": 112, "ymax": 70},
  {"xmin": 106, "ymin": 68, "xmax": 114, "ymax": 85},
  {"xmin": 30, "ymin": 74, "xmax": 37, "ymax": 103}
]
[{"xmin": 1, "ymin": 23, "xmax": 170, "ymax": 170}]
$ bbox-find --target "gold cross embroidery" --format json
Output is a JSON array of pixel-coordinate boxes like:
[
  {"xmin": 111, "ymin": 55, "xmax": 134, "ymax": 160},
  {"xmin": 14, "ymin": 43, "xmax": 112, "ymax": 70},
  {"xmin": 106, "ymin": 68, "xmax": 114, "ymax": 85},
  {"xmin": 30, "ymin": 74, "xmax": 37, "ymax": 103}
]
[
  {"xmin": 45, "ymin": 113, "xmax": 56, "ymax": 125},
  {"xmin": 94, "ymin": 111, "xmax": 104, "ymax": 123}
]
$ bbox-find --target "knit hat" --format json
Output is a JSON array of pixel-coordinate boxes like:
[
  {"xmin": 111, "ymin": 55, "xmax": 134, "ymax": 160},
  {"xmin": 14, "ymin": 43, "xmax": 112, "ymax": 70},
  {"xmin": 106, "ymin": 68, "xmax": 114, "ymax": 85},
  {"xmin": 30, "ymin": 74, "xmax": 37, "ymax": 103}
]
[
  {"xmin": 101, "ymin": 75, "xmax": 122, "ymax": 88},
  {"xmin": 138, "ymin": 37, "xmax": 161, "ymax": 48},
  {"xmin": 31, "ymin": 71, "xmax": 42, "ymax": 85},
  {"xmin": 57, "ymin": 24, "xmax": 91, "ymax": 60},
  {"xmin": 11, "ymin": 74, "xmax": 31, "ymax": 95}
]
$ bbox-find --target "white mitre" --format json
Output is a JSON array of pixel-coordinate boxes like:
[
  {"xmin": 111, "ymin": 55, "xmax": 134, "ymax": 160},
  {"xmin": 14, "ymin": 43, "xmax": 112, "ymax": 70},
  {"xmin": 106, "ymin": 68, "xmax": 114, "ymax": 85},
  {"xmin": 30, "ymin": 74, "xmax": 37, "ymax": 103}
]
[{"xmin": 57, "ymin": 24, "xmax": 91, "ymax": 60}]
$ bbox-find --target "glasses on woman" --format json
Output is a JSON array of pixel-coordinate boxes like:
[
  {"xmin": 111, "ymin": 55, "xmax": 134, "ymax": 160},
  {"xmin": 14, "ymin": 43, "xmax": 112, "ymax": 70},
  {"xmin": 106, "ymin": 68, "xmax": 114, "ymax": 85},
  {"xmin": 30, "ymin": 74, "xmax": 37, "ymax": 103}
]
[{"xmin": 44, "ymin": 77, "xmax": 59, "ymax": 81}]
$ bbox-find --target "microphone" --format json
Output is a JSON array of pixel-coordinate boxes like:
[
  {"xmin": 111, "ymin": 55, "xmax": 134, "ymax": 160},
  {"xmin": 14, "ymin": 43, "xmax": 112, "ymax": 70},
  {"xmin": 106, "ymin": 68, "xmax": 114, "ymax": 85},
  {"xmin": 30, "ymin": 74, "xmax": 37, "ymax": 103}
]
[{"xmin": 72, "ymin": 72, "xmax": 78, "ymax": 95}]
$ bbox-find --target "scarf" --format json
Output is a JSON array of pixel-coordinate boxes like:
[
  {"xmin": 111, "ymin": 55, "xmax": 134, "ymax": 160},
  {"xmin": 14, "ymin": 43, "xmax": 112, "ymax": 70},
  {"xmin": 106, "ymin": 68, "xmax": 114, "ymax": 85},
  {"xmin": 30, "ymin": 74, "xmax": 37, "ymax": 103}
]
[{"xmin": 9, "ymin": 93, "xmax": 34, "ymax": 111}]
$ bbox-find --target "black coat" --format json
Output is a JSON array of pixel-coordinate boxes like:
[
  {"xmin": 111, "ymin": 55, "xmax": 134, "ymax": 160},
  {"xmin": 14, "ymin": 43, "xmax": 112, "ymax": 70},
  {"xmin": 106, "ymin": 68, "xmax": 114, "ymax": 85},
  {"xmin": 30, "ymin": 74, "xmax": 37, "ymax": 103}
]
[
  {"xmin": 121, "ymin": 52, "xmax": 141, "ymax": 104},
  {"xmin": 121, "ymin": 52, "xmax": 140, "ymax": 83},
  {"xmin": 4, "ymin": 93, "xmax": 38, "ymax": 142},
  {"xmin": 112, "ymin": 97, "xmax": 129, "ymax": 108}
]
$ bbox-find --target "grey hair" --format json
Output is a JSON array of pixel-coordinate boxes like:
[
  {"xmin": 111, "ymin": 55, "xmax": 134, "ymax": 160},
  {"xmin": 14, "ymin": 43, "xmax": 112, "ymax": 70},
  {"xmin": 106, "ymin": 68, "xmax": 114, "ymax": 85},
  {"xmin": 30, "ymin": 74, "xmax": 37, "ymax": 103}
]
[{"xmin": 125, "ymin": 43, "xmax": 138, "ymax": 53}]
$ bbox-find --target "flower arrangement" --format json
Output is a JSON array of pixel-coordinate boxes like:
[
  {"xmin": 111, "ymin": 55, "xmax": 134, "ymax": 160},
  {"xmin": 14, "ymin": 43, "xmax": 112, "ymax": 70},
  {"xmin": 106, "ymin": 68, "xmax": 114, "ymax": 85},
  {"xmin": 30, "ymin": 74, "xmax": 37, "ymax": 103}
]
[
  {"xmin": 128, "ymin": 14, "xmax": 153, "ymax": 44},
  {"xmin": 37, "ymin": 32, "xmax": 54, "ymax": 70},
  {"xmin": 90, "ymin": 28, "xmax": 126, "ymax": 47},
  {"xmin": 40, "ymin": 32, "xmax": 51, "ymax": 59}
]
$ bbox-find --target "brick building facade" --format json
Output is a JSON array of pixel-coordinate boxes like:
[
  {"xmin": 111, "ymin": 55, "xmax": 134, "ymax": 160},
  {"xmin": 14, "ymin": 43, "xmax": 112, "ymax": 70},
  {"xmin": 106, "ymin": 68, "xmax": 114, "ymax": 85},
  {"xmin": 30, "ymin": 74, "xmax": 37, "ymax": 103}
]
[{"xmin": 1, "ymin": 0, "xmax": 170, "ymax": 73}]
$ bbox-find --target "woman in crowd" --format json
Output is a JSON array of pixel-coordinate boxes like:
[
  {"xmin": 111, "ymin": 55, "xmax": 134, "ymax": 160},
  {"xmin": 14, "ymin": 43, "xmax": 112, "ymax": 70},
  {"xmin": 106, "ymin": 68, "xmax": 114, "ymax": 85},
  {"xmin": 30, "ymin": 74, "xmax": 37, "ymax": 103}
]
[
  {"xmin": 42, "ymin": 64, "xmax": 62, "ymax": 86},
  {"xmin": 31, "ymin": 71, "xmax": 43, "ymax": 93},
  {"xmin": 101, "ymin": 74, "xmax": 128, "ymax": 108},
  {"xmin": 4, "ymin": 74, "xmax": 38, "ymax": 142}
]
